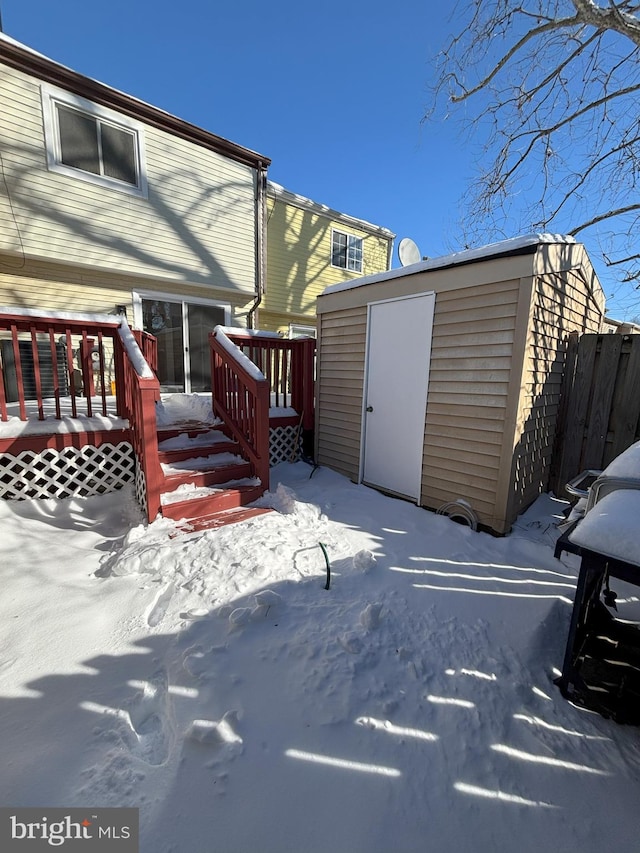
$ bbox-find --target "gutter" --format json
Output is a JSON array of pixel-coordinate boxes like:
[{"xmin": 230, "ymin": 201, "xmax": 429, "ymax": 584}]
[
  {"xmin": 248, "ymin": 162, "xmax": 268, "ymax": 329},
  {"xmin": 386, "ymin": 235, "xmax": 395, "ymax": 271},
  {"xmin": 0, "ymin": 35, "xmax": 271, "ymax": 170}
]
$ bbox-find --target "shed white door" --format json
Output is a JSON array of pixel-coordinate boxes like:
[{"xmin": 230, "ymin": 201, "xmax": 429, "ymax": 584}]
[{"xmin": 362, "ymin": 293, "xmax": 435, "ymax": 500}]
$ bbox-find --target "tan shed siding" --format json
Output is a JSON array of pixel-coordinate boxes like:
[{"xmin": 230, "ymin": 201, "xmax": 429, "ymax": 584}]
[
  {"xmin": 316, "ymin": 307, "xmax": 367, "ymax": 480},
  {"xmin": 0, "ymin": 65, "xmax": 257, "ymax": 291},
  {"xmin": 507, "ymin": 266, "xmax": 605, "ymax": 520},
  {"xmin": 420, "ymin": 279, "xmax": 521, "ymax": 527}
]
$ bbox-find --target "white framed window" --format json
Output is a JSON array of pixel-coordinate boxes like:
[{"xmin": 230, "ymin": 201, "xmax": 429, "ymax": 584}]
[
  {"xmin": 41, "ymin": 84, "xmax": 147, "ymax": 197},
  {"xmin": 331, "ymin": 229, "xmax": 363, "ymax": 273},
  {"xmin": 289, "ymin": 324, "xmax": 317, "ymax": 339}
]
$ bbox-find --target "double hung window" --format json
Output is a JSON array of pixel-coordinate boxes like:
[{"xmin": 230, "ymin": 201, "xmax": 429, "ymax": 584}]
[
  {"xmin": 42, "ymin": 85, "xmax": 147, "ymax": 196},
  {"xmin": 331, "ymin": 229, "xmax": 363, "ymax": 273}
]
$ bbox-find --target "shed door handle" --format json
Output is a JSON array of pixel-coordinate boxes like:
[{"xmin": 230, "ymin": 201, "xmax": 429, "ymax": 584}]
[{"xmin": 366, "ymin": 405, "xmax": 373, "ymax": 412}]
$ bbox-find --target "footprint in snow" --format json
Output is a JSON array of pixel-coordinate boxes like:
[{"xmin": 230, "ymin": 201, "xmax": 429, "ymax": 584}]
[
  {"xmin": 254, "ymin": 589, "xmax": 282, "ymax": 607},
  {"xmin": 228, "ymin": 607, "xmax": 252, "ymax": 631},
  {"xmin": 123, "ymin": 669, "xmax": 173, "ymax": 766},
  {"xmin": 179, "ymin": 608, "xmax": 211, "ymax": 622},
  {"xmin": 353, "ymin": 550, "xmax": 376, "ymax": 572},
  {"xmin": 182, "ymin": 644, "xmax": 227, "ymax": 679},
  {"xmin": 146, "ymin": 582, "xmax": 175, "ymax": 627},
  {"xmin": 339, "ymin": 632, "xmax": 363, "ymax": 654},
  {"xmin": 186, "ymin": 711, "xmax": 244, "ymax": 767},
  {"xmin": 360, "ymin": 603, "xmax": 383, "ymax": 630},
  {"xmin": 228, "ymin": 591, "xmax": 283, "ymax": 631}
]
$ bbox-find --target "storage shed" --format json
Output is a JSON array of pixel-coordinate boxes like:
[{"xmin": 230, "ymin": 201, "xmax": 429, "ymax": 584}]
[{"xmin": 315, "ymin": 234, "xmax": 605, "ymax": 534}]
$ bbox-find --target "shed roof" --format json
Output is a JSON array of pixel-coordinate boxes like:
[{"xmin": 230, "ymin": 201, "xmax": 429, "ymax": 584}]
[
  {"xmin": 0, "ymin": 33, "xmax": 271, "ymax": 170},
  {"xmin": 321, "ymin": 233, "xmax": 576, "ymax": 296}
]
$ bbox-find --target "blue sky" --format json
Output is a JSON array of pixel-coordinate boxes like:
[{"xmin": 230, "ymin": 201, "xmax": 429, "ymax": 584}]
[{"xmin": 2, "ymin": 0, "xmax": 638, "ymax": 318}]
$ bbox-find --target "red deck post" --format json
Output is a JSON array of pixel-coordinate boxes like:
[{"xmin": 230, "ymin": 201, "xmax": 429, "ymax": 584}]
[
  {"xmin": 80, "ymin": 333, "xmax": 94, "ymax": 415},
  {"xmin": 65, "ymin": 330, "xmax": 78, "ymax": 418},
  {"xmin": 10, "ymin": 324, "xmax": 27, "ymax": 421},
  {"xmin": 0, "ymin": 357, "xmax": 6, "ymax": 421},
  {"xmin": 255, "ymin": 379, "xmax": 271, "ymax": 491},
  {"xmin": 48, "ymin": 327, "xmax": 62, "ymax": 420},
  {"xmin": 29, "ymin": 326, "xmax": 45, "ymax": 420},
  {"xmin": 138, "ymin": 380, "xmax": 162, "ymax": 522}
]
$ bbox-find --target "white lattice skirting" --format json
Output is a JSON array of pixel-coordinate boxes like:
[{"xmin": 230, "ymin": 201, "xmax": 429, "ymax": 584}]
[
  {"xmin": 0, "ymin": 442, "xmax": 135, "ymax": 500},
  {"xmin": 134, "ymin": 452, "xmax": 147, "ymax": 516},
  {"xmin": 269, "ymin": 425, "xmax": 301, "ymax": 466}
]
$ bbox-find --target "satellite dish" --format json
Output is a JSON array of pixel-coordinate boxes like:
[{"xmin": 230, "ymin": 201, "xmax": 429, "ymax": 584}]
[{"xmin": 398, "ymin": 237, "xmax": 422, "ymax": 267}]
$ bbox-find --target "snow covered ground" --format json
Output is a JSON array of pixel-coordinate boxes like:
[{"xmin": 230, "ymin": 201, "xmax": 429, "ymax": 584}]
[{"xmin": 1, "ymin": 462, "xmax": 639, "ymax": 852}]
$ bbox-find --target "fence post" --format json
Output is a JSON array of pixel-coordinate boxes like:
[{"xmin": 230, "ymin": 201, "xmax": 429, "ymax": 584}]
[
  {"xmin": 582, "ymin": 335, "xmax": 622, "ymax": 469},
  {"xmin": 609, "ymin": 336, "xmax": 640, "ymax": 459}
]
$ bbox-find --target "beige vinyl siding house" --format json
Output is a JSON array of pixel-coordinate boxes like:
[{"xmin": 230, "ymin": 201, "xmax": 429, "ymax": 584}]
[
  {"xmin": 316, "ymin": 236, "xmax": 605, "ymax": 534},
  {"xmin": 261, "ymin": 182, "xmax": 394, "ymax": 335},
  {"xmin": 0, "ymin": 35, "xmax": 270, "ymax": 392}
]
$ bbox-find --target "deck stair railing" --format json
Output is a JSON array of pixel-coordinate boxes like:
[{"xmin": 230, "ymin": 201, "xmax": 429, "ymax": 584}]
[
  {"xmin": 223, "ymin": 328, "xmax": 316, "ymax": 432},
  {"xmin": 113, "ymin": 322, "xmax": 162, "ymax": 521},
  {"xmin": 209, "ymin": 327, "xmax": 271, "ymax": 491}
]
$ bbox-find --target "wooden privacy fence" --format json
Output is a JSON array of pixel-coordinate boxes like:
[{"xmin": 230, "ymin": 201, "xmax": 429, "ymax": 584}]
[{"xmin": 550, "ymin": 333, "xmax": 640, "ymax": 497}]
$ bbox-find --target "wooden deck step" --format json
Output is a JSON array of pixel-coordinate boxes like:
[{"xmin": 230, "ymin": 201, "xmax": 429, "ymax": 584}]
[
  {"xmin": 158, "ymin": 439, "xmax": 240, "ymax": 464},
  {"xmin": 156, "ymin": 417, "xmax": 268, "ymax": 532},
  {"xmin": 156, "ymin": 422, "xmax": 230, "ymax": 441},
  {"xmin": 162, "ymin": 459, "xmax": 253, "ymax": 489},
  {"xmin": 173, "ymin": 505, "xmax": 272, "ymax": 534},
  {"xmin": 161, "ymin": 482, "xmax": 265, "ymax": 522}
]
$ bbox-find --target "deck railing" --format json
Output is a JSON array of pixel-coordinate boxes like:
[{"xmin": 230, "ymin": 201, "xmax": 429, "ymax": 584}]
[
  {"xmin": 0, "ymin": 310, "xmax": 126, "ymax": 422},
  {"xmin": 0, "ymin": 308, "xmax": 162, "ymax": 522},
  {"xmin": 224, "ymin": 329, "xmax": 316, "ymax": 431},
  {"xmin": 210, "ymin": 328, "xmax": 270, "ymax": 491},
  {"xmin": 114, "ymin": 324, "xmax": 162, "ymax": 522}
]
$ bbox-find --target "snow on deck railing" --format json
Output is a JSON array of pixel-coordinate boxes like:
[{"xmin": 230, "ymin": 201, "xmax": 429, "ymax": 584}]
[
  {"xmin": 0, "ymin": 307, "xmax": 121, "ymax": 326},
  {"xmin": 117, "ymin": 319, "xmax": 155, "ymax": 379},
  {"xmin": 213, "ymin": 326, "xmax": 267, "ymax": 382},
  {"xmin": 216, "ymin": 325, "xmax": 282, "ymax": 340}
]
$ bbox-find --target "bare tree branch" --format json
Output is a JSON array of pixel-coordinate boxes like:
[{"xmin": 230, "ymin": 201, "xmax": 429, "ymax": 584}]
[
  {"xmin": 570, "ymin": 203, "xmax": 640, "ymax": 233},
  {"xmin": 428, "ymin": 0, "xmax": 640, "ymax": 289},
  {"xmin": 449, "ymin": 15, "xmax": 583, "ymax": 101},
  {"xmin": 572, "ymin": 0, "xmax": 640, "ymax": 45}
]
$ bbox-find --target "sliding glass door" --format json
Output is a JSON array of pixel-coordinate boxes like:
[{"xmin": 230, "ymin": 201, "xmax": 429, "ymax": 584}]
[
  {"xmin": 187, "ymin": 302, "xmax": 227, "ymax": 391},
  {"xmin": 136, "ymin": 294, "xmax": 229, "ymax": 393}
]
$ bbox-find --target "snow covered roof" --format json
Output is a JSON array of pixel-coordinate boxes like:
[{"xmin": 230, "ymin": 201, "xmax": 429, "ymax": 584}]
[
  {"xmin": 268, "ymin": 181, "xmax": 395, "ymax": 239},
  {"xmin": 321, "ymin": 233, "xmax": 577, "ymax": 296},
  {"xmin": 0, "ymin": 33, "xmax": 270, "ymax": 169}
]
